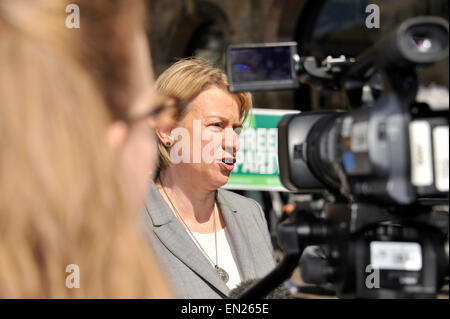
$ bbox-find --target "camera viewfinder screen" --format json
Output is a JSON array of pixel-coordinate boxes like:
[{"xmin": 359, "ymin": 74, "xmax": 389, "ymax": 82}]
[{"xmin": 230, "ymin": 46, "xmax": 293, "ymax": 83}]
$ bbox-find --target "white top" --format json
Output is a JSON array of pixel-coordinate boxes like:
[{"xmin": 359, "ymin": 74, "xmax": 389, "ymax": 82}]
[{"xmin": 188, "ymin": 228, "xmax": 242, "ymax": 290}]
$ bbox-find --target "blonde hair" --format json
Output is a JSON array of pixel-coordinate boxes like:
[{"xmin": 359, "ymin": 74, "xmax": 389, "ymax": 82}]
[
  {"xmin": 0, "ymin": 0, "xmax": 172, "ymax": 298},
  {"xmin": 155, "ymin": 58, "xmax": 252, "ymax": 170}
]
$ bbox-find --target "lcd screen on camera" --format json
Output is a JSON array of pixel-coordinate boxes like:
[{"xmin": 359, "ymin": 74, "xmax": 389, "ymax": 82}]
[
  {"xmin": 227, "ymin": 42, "xmax": 299, "ymax": 92},
  {"xmin": 230, "ymin": 47, "xmax": 292, "ymax": 82}
]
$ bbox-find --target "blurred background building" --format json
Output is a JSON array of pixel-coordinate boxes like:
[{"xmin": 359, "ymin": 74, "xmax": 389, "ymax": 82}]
[{"xmin": 146, "ymin": 0, "xmax": 448, "ymax": 112}]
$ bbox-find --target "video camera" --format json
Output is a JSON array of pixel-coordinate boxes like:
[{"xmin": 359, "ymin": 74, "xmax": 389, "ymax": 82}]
[{"xmin": 227, "ymin": 16, "xmax": 449, "ymax": 298}]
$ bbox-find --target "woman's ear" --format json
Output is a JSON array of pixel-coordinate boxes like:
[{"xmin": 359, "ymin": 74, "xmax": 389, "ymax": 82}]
[
  {"xmin": 155, "ymin": 128, "xmax": 174, "ymax": 147},
  {"xmin": 107, "ymin": 121, "xmax": 128, "ymax": 152}
]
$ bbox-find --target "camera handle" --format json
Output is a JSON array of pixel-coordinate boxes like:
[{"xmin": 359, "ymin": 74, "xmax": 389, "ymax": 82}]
[{"xmin": 298, "ymin": 55, "xmax": 355, "ymax": 90}]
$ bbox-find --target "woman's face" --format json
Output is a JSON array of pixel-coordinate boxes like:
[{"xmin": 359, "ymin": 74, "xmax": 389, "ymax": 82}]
[{"xmin": 173, "ymin": 87, "xmax": 242, "ymax": 191}]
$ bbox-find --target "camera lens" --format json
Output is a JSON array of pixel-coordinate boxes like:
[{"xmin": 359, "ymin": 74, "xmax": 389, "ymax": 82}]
[{"xmin": 412, "ymin": 36, "xmax": 433, "ymax": 53}]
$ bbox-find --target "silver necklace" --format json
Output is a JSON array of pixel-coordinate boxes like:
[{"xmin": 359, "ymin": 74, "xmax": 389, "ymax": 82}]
[{"xmin": 158, "ymin": 177, "xmax": 230, "ymax": 283}]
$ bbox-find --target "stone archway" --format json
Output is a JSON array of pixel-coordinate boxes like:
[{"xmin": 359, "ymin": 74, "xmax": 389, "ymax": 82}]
[
  {"xmin": 166, "ymin": 0, "xmax": 231, "ymax": 66},
  {"xmin": 276, "ymin": 0, "xmax": 311, "ymax": 41}
]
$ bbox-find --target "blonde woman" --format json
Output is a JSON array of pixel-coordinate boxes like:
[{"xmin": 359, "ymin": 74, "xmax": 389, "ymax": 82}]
[
  {"xmin": 0, "ymin": 0, "xmax": 173, "ymax": 297},
  {"xmin": 143, "ymin": 58, "xmax": 276, "ymax": 298}
]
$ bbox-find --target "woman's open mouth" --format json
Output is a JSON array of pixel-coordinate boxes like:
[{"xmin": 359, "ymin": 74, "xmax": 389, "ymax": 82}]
[{"xmin": 218, "ymin": 157, "xmax": 236, "ymax": 172}]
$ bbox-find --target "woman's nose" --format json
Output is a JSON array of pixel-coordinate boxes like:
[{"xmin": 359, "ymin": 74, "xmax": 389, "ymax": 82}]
[{"xmin": 223, "ymin": 128, "xmax": 240, "ymax": 154}]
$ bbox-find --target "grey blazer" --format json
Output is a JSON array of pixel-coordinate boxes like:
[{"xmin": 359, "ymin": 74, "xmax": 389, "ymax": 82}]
[{"xmin": 142, "ymin": 183, "xmax": 276, "ymax": 299}]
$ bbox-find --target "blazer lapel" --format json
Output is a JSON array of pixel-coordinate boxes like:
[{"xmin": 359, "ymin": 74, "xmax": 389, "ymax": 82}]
[
  {"xmin": 216, "ymin": 190, "xmax": 258, "ymax": 281},
  {"xmin": 145, "ymin": 183, "xmax": 230, "ymax": 297}
]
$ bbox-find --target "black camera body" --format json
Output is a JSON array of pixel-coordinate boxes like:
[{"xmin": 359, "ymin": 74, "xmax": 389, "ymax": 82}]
[
  {"xmin": 227, "ymin": 16, "xmax": 449, "ymax": 298},
  {"xmin": 278, "ymin": 95, "xmax": 448, "ymax": 205}
]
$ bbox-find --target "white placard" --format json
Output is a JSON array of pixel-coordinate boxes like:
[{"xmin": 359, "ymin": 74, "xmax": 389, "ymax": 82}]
[
  {"xmin": 409, "ymin": 121, "xmax": 433, "ymax": 186},
  {"xmin": 351, "ymin": 121, "xmax": 369, "ymax": 152},
  {"xmin": 370, "ymin": 241, "xmax": 422, "ymax": 271},
  {"xmin": 342, "ymin": 117, "xmax": 353, "ymax": 138},
  {"xmin": 433, "ymin": 126, "xmax": 449, "ymax": 192}
]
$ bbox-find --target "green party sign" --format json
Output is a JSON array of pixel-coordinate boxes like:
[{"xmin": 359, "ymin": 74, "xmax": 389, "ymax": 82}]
[{"xmin": 223, "ymin": 108, "xmax": 299, "ymax": 191}]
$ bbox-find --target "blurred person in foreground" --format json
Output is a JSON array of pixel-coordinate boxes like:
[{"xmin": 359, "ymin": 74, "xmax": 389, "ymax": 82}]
[
  {"xmin": 142, "ymin": 58, "xmax": 276, "ymax": 299},
  {"xmin": 0, "ymin": 0, "xmax": 175, "ymax": 297}
]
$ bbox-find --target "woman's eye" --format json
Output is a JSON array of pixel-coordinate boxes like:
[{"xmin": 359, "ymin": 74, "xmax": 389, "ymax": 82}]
[
  {"xmin": 234, "ymin": 127, "xmax": 242, "ymax": 136},
  {"xmin": 209, "ymin": 123, "xmax": 222, "ymax": 129}
]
